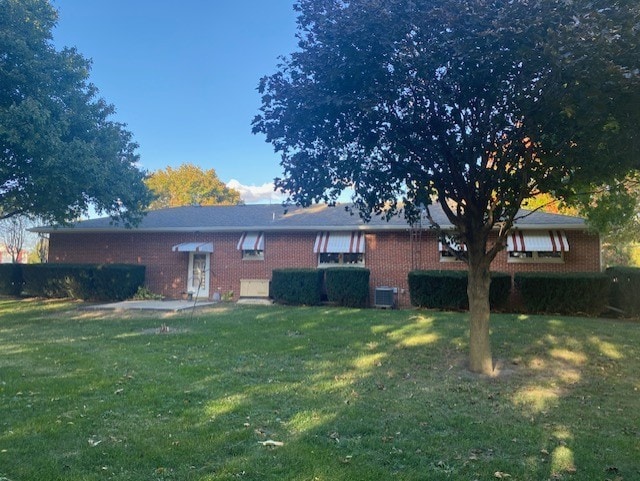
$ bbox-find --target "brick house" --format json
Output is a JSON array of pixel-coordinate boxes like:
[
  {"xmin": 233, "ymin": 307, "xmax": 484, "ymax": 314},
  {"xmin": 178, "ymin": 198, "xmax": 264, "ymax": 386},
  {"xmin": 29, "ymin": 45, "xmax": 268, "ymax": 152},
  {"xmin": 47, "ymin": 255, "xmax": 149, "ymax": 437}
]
[{"xmin": 38, "ymin": 203, "xmax": 601, "ymax": 307}]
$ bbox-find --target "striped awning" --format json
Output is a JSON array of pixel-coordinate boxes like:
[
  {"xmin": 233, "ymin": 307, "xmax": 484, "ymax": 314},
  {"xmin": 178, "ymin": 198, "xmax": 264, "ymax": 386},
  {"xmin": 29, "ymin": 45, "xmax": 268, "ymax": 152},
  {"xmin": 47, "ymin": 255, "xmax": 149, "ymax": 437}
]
[
  {"xmin": 314, "ymin": 231, "xmax": 365, "ymax": 254},
  {"xmin": 237, "ymin": 232, "xmax": 264, "ymax": 251},
  {"xmin": 171, "ymin": 242, "xmax": 214, "ymax": 253},
  {"xmin": 507, "ymin": 230, "xmax": 569, "ymax": 252}
]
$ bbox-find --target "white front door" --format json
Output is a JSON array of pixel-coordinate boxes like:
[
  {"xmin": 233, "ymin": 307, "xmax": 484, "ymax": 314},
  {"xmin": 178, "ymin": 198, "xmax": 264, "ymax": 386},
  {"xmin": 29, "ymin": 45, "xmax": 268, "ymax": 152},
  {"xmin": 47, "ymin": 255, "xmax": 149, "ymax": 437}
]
[{"xmin": 188, "ymin": 252, "xmax": 210, "ymax": 298}]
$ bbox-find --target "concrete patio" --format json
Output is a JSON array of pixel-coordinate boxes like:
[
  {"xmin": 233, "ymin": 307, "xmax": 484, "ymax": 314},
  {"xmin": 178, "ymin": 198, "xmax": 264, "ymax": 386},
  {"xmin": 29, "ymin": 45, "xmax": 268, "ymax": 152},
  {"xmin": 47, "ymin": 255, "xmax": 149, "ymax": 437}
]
[{"xmin": 81, "ymin": 299, "xmax": 218, "ymax": 312}]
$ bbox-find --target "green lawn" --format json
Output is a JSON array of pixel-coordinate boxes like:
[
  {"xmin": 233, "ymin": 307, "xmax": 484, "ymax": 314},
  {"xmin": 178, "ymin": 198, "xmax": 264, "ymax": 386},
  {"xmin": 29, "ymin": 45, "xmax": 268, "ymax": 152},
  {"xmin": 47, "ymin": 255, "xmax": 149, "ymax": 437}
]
[{"xmin": 0, "ymin": 298, "xmax": 638, "ymax": 480}]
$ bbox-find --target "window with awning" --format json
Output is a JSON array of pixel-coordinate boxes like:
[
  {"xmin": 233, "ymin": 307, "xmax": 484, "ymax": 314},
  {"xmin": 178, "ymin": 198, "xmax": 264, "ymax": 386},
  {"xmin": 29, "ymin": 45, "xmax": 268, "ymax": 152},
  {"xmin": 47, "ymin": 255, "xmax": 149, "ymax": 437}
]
[
  {"xmin": 237, "ymin": 232, "xmax": 265, "ymax": 260},
  {"xmin": 314, "ymin": 231, "xmax": 365, "ymax": 266},
  {"xmin": 438, "ymin": 234, "xmax": 466, "ymax": 262},
  {"xmin": 237, "ymin": 232, "xmax": 264, "ymax": 251},
  {"xmin": 171, "ymin": 242, "xmax": 214, "ymax": 253},
  {"xmin": 507, "ymin": 230, "xmax": 568, "ymax": 263},
  {"xmin": 314, "ymin": 231, "xmax": 365, "ymax": 253}
]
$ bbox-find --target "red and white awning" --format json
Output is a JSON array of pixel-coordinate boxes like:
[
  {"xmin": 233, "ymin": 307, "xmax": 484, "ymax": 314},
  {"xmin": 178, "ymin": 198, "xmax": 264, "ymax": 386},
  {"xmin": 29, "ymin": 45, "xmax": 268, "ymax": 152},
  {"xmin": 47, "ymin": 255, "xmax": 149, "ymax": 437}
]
[
  {"xmin": 507, "ymin": 230, "xmax": 569, "ymax": 252},
  {"xmin": 314, "ymin": 231, "xmax": 365, "ymax": 254},
  {"xmin": 237, "ymin": 232, "xmax": 264, "ymax": 251},
  {"xmin": 172, "ymin": 242, "xmax": 214, "ymax": 253}
]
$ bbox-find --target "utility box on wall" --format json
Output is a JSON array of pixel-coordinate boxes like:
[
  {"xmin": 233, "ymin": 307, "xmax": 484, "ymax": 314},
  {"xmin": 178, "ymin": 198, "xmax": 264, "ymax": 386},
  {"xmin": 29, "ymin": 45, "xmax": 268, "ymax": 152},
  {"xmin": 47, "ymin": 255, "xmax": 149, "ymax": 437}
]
[{"xmin": 240, "ymin": 279, "xmax": 270, "ymax": 298}]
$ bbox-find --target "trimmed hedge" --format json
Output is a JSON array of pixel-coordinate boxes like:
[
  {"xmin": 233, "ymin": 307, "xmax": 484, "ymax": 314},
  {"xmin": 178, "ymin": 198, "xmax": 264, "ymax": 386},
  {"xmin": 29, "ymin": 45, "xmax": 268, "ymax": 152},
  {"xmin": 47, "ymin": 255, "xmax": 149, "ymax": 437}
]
[
  {"xmin": 606, "ymin": 266, "xmax": 640, "ymax": 317},
  {"xmin": 514, "ymin": 272, "xmax": 609, "ymax": 316},
  {"xmin": 0, "ymin": 264, "xmax": 24, "ymax": 296},
  {"xmin": 489, "ymin": 272, "xmax": 512, "ymax": 310},
  {"xmin": 325, "ymin": 267, "xmax": 370, "ymax": 308},
  {"xmin": 270, "ymin": 268, "xmax": 324, "ymax": 306},
  {"xmin": 21, "ymin": 264, "xmax": 145, "ymax": 301},
  {"xmin": 409, "ymin": 270, "xmax": 468, "ymax": 309},
  {"xmin": 408, "ymin": 270, "xmax": 512, "ymax": 310}
]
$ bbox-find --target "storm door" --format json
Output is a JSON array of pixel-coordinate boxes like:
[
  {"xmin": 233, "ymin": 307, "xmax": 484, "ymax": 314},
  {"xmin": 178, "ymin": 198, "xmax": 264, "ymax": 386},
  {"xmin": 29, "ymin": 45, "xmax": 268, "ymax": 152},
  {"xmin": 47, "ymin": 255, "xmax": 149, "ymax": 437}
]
[{"xmin": 188, "ymin": 252, "xmax": 210, "ymax": 298}]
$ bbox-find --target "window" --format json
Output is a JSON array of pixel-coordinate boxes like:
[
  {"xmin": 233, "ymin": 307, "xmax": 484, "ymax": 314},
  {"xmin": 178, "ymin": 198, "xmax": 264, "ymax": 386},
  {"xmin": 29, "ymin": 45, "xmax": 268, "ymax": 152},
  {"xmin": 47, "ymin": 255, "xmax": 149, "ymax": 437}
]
[
  {"xmin": 314, "ymin": 231, "xmax": 365, "ymax": 267},
  {"xmin": 507, "ymin": 230, "xmax": 568, "ymax": 264},
  {"xmin": 508, "ymin": 251, "xmax": 564, "ymax": 263},
  {"xmin": 242, "ymin": 249, "xmax": 265, "ymax": 261},
  {"xmin": 318, "ymin": 252, "xmax": 365, "ymax": 266},
  {"xmin": 438, "ymin": 235, "xmax": 466, "ymax": 262},
  {"xmin": 237, "ymin": 232, "xmax": 265, "ymax": 261}
]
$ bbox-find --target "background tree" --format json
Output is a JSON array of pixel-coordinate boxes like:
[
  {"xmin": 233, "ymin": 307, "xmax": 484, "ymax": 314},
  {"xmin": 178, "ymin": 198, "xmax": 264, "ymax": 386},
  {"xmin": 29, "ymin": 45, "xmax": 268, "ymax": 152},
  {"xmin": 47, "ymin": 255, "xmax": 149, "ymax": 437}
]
[
  {"xmin": 0, "ymin": 0, "xmax": 152, "ymax": 225},
  {"xmin": 30, "ymin": 233, "xmax": 49, "ymax": 264},
  {"xmin": 145, "ymin": 163, "xmax": 241, "ymax": 209},
  {"xmin": 254, "ymin": 0, "xmax": 640, "ymax": 373},
  {"xmin": 0, "ymin": 216, "xmax": 28, "ymax": 263}
]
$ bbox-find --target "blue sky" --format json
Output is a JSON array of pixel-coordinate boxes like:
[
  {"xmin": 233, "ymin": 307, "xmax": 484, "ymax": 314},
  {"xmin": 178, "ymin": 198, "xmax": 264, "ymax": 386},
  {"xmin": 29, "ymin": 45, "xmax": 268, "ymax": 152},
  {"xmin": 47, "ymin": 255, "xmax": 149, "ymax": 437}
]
[{"xmin": 51, "ymin": 0, "xmax": 299, "ymax": 202}]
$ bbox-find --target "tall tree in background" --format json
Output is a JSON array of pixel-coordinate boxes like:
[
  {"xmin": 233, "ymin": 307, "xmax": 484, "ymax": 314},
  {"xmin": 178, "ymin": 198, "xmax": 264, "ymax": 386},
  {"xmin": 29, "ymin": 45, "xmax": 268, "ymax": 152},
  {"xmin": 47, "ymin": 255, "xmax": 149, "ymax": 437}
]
[
  {"xmin": 0, "ymin": 216, "xmax": 27, "ymax": 262},
  {"xmin": 0, "ymin": 0, "xmax": 152, "ymax": 225},
  {"xmin": 145, "ymin": 163, "xmax": 241, "ymax": 209},
  {"xmin": 254, "ymin": 0, "xmax": 640, "ymax": 373}
]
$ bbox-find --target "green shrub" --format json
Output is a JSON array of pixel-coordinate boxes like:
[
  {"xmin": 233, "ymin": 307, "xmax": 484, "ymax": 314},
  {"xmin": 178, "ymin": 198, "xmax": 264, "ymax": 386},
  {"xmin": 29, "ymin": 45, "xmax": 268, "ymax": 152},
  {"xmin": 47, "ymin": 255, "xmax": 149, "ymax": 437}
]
[
  {"xmin": 325, "ymin": 267, "xmax": 370, "ymax": 308},
  {"xmin": 0, "ymin": 264, "xmax": 24, "ymax": 296},
  {"xmin": 606, "ymin": 266, "xmax": 640, "ymax": 317},
  {"xmin": 408, "ymin": 270, "xmax": 512, "ymax": 310},
  {"xmin": 22, "ymin": 264, "xmax": 145, "ymax": 301},
  {"xmin": 132, "ymin": 286, "xmax": 164, "ymax": 300},
  {"xmin": 409, "ymin": 270, "xmax": 468, "ymax": 309},
  {"xmin": 271, "ymin": 268, "xmax": 323, "ymax": 306},
  {"xmin": 514, "ymin": 272, "xmax": 609, "ymax": 316},
  {"xmin": 489, "ymin": 272, "xmax": 512, "ymax": 310}
]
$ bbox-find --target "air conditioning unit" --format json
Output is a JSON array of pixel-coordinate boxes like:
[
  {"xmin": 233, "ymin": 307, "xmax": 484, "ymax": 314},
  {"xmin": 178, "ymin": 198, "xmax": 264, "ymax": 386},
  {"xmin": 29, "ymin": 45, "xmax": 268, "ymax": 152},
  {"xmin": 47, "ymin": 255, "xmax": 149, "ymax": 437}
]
[{"xmin": 374, "ymin": 287, "xmax": 396, "ymax": 309}]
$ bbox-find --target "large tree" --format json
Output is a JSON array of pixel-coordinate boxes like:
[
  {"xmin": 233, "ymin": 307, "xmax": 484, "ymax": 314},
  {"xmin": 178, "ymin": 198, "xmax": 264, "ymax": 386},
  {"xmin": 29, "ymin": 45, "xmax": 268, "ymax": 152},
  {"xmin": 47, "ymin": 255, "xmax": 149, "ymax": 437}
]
[
  {"xmin": 0, "ymin": 0, "xmax": 152, "ymax": 225},
  {"xmin": 145, "ymin": 163, "xmax": 241, "ymax": 209},
  {"xmin": 253, "ymin": 0, "xmax": 640, "ymax": 373}
]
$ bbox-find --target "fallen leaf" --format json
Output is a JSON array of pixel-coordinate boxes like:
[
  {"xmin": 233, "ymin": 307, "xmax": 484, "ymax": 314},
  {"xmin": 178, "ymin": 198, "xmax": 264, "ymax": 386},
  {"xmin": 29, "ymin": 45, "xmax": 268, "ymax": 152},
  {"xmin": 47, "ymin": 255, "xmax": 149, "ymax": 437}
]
[
  {"xmin": 259, "ymin": 440, "xmax": 284, "ymax": 447},
  {"xmin": 494, "ymin": 472, "xmax": 511, "ymax": 479}
]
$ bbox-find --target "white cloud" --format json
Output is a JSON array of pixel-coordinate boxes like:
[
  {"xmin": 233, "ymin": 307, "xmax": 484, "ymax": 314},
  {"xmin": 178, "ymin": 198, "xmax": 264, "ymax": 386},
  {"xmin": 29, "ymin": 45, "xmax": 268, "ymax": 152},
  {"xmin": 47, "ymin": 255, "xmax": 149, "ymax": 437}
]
[{"xmin": 227, "ymin": 179, "xmax": 287, "ymax": 204}]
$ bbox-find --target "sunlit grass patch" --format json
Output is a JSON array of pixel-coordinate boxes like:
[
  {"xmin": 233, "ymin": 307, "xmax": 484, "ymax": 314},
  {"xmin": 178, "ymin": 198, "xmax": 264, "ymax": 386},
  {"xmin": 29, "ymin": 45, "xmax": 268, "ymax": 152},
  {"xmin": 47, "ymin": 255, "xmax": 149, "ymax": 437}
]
[
  {"xmin": 395, "ymin": 332, "xmax": 440, "ymax": 347},
  {"xmin": 589, "ymin": 336, "xmax": 623, "ymax": 359},
  {"xmin": 549, "ymin": 348, "xmax": 587, "ymax": 365},
  {"xmin": 550, "ymin": 445, "xmax": 577, "ymax": 475},
  {"xmin": 512, "ymin": 385, "xmax": 563, "ymax": 413}
]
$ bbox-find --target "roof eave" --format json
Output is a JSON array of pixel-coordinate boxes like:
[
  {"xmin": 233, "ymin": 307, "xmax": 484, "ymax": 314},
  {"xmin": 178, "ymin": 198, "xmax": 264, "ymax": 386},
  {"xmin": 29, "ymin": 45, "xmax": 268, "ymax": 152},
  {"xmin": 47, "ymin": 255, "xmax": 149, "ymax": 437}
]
[{"xmin": 35, "ymin": 222, "xmax": 586, "ymax": 235}]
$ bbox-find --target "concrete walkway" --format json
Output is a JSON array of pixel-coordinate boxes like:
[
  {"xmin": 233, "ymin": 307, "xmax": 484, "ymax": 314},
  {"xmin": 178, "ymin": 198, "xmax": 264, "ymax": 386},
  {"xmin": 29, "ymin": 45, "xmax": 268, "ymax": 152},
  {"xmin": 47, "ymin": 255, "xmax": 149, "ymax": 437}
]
[{"xmin": 82, "ymin": 299, "xmax": 218, "ymax": 312}]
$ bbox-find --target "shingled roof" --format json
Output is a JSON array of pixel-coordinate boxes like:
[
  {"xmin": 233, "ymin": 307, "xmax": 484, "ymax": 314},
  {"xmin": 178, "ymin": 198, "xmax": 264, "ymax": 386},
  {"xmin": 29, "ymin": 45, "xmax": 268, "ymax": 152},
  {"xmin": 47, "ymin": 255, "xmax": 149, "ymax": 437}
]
[{"xmin": 33, "ymin": 203, "xmax": 587, "ymax": 234}]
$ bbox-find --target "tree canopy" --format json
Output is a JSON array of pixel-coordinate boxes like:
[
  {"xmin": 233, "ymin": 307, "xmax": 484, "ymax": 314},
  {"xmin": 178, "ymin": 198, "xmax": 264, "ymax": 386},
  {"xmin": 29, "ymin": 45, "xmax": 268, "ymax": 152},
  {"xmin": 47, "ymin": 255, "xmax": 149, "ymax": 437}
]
[
  {"xmin": 145, "ymin": 163, "xmax": 241, "ymax": 209},
  {"xmin": 0, "ymin": 0, "xmax": 152, "ymax": 225},
  {"xmin": 253, "ymin": 0, "xmax": 640, "ymax": 373}
]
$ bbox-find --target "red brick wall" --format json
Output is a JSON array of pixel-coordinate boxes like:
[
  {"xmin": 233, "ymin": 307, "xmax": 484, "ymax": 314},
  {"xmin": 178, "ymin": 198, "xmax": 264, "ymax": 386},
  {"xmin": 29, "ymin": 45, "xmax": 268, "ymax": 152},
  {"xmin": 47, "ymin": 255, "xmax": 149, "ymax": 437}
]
[{"xmin": 48, "ymin": 229, "xmax": 600, "ymax": 307}]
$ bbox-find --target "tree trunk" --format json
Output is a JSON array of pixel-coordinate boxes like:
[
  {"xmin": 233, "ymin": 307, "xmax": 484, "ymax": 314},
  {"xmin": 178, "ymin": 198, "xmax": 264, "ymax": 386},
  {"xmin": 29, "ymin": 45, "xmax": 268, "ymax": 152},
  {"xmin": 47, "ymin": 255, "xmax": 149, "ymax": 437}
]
[{"xmin": 467, "ymin": 258, "xmax": 493, "ymax": 374}]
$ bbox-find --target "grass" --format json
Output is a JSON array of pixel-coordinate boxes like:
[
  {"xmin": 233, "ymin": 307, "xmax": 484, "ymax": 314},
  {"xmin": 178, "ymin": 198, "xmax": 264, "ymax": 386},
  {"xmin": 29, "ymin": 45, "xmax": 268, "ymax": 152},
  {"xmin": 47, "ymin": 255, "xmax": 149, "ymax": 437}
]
[{"xmin": 0, "ymin": 298, "xmax": 639, "ymax": 480}]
